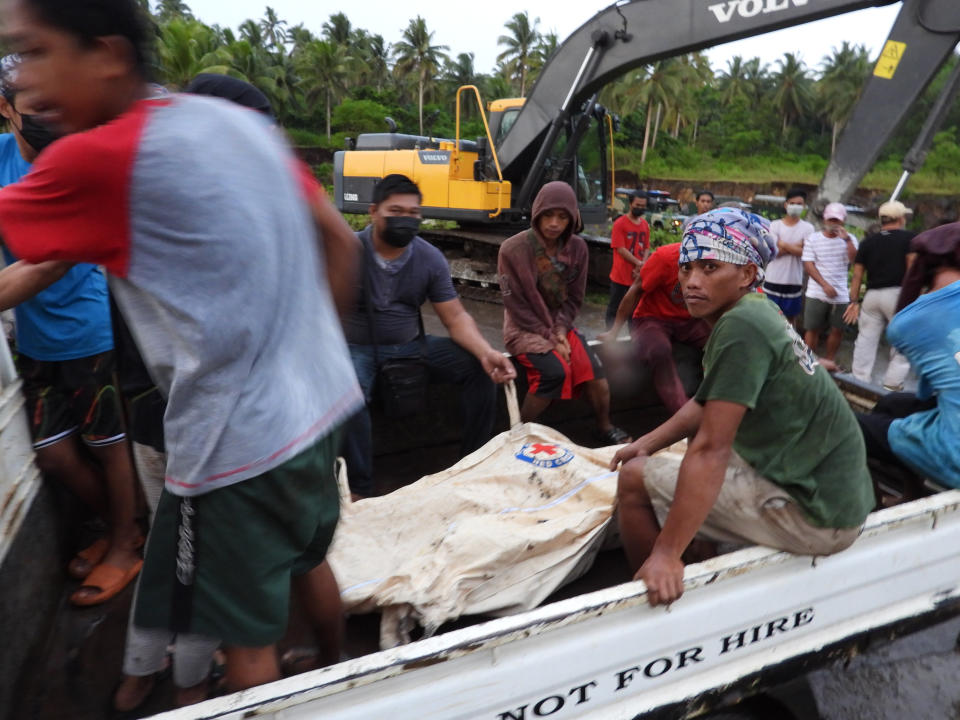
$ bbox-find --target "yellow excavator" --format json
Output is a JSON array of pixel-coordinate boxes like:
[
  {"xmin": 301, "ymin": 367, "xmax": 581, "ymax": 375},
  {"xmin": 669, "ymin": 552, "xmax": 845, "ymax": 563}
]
[{"xmin": 333, "ymin": 0, "xmax": 960, "ymax": 230}]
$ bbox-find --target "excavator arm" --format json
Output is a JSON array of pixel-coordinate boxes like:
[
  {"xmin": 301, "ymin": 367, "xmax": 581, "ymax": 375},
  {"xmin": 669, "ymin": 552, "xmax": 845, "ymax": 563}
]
[
  {"xmin": 501, "ymin": 0, "xmax": 959, "ymax": 212},
  {"xmin": 500, "ymin": 0, "xmax": 900, "ymax": 178},
  {"xmin": 817, "ymin": 0, "xmax": 960, "ymax": 205}
]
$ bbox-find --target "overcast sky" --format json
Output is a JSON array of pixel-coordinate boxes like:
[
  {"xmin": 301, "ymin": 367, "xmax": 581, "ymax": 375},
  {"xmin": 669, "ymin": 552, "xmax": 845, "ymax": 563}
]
[{"xmin": 184, "ymin": 1, "xmax": 903, "ymax": 76}]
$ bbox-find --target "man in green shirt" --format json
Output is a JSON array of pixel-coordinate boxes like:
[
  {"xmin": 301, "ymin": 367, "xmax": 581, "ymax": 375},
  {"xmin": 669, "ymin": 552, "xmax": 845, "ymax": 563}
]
[{"xmin": 612, "ymin": 207, "xmax": 874, "ymax": 607}]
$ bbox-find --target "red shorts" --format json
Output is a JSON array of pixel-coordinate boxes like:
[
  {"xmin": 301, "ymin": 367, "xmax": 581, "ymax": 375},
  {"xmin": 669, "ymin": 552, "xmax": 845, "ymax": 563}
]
[{"xmin": 513, "ymin": 329, "xmax": 604, "ymax": 400}]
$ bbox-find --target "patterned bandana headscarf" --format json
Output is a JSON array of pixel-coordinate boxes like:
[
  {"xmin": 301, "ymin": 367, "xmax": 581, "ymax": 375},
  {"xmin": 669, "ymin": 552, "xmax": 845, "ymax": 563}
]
[{"xmin": 679, "ymin": 207, "xmax": 777, "ymax": 287}]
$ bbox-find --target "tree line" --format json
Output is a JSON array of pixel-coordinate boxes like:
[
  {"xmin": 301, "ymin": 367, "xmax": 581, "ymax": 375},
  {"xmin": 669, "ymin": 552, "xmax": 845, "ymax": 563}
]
[{"xmin": 141, "ymin": 1, "xmax": 960, "ymax": 180}]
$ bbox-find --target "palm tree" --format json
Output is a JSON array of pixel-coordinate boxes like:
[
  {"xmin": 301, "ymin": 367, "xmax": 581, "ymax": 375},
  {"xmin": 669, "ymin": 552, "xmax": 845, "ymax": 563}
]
[
  {"xmin": 497, "ymin": 11, "xmax": 540, "ymax": 97},
  {"xmin": 668, "ymin": 53, "xmax": 713, "ymax": 139},
  {"xmin": 238, "ymin": 19, "xmax": 265, "ymax": 49},
  {"xmin": 443, "ymin": 52, "xmax": 478, "ymax": 116},
  {"xmin": 364, "ymin": 34, "xmax": 391, "ymax": 93},
  {"xmin": 718, "ymin": 56, "xmax": 749, "ymax": 106},
  {"xmin": 297, "ymin": 40, "xmax": 352, "ymax": 139},
  {"xmin": 259, "ymin": 6, "xmax": 288, "ymax": 52},
  {"xmin": 528, "ymin": 30, "xmax": 559, "ymax": 89},
  {"xmin": 154, "ymin": 19, "xmax": 229, "ymax": 87},
  {"xmin": 772, "ymin": 52, "xmax": 812, "ymax": 137},
  {"xmin": 818, "ymin": 42, "xmax": 871, "ymax": 154},
  {"xmin": 718, "ymin": 56, "xmax": 766, "ymax": 106},
  {"xmin": 393, "ymin": 17, "xmax": 448, "ymax": 134},
  {"xmin": 322, "ymin": 12, "xmax": 352, "ymax": 46},
  {"xmin": 157, "ymin": 0, "xmax": 192, "ymax": 21},
  {"xmin": 616, "ymin": 60, "xmax": 685, "ymax": 164},
  {"xmin": 286, "ymin": 23, "xmax": 315, "ymax": 53}
]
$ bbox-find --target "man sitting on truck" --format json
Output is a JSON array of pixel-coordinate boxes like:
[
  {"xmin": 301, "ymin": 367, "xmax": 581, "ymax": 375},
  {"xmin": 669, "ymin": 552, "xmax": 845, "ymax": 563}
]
[
  {"xmin": 342, "ymin": 174, "xmax": 516, "ymax": 498},
  {"xmin": 612, "ymin": 208, "xmax": 874, "ymax": 607},
  {"xmin": 599, "ymin": 242, "xmax": 711, "ymax": 414}
]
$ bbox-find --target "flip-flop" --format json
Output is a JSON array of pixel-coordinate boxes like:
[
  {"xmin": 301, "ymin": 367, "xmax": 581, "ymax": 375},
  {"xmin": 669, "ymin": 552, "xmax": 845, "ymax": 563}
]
[
  {"xmin": 67, "ymin": 537, "xmax": 109, "ymax": 580},
  {"xmin": 71, "ymin": 559, "xmax": 143, "ymax": 607}
]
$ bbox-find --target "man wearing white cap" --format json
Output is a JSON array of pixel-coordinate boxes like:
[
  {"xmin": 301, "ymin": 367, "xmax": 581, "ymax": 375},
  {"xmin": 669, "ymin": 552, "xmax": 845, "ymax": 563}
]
[
  {"xmin": 801, "ymin": 202, "xmax": 858, "ymax": 361},
  {"xmin": 842, "ymin": 201, "xmax": 915, "ymax": 389}
]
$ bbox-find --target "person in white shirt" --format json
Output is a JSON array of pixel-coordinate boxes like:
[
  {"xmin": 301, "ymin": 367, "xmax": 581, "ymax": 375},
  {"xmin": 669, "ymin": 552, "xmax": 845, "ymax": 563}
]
[
  {"xmin": 801, "ymin": 202, "xmax": 858, "ymax": 361},
  {"xmin": 763, "ymin": 187, "xmax": 815, "ymax": 325}
]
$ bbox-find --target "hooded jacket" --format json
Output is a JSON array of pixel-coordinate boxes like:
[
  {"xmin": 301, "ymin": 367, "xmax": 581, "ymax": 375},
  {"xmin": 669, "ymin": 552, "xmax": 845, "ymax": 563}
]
[{"xmin": 498, "ymin": 181, "xmax": 589, "ymax": 355}]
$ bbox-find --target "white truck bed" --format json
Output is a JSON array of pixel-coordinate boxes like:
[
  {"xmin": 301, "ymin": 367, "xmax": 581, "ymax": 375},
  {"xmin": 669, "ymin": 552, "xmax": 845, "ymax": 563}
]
[{"xmin": 149, "ymin": 490, "xmax": 960, "ymax": 720}]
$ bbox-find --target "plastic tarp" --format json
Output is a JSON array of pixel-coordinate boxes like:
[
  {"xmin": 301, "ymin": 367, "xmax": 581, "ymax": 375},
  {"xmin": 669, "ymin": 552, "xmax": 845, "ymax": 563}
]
[{"xmin": 326, "ymin": 383, "xmax": 623, "ymax": 649}]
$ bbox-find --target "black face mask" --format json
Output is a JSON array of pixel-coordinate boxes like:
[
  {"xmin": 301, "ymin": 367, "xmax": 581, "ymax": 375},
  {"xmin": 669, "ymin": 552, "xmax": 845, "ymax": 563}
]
[
  {"xmin": 383, "ymin": 216, "xmax": 421, "ymax": 248},
  {"xmin": 19, "ymin": 113, "xmax": 60, "ymax": 153},
  {"xmin": 630, "ymin": 207, "xmax": 645, "ymax": 218}
]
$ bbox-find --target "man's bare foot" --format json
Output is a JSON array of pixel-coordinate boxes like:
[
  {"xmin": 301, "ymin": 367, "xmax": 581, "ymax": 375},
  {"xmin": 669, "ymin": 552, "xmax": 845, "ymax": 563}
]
[{"xmin": 114, "ymin": 674, "xmax": 155, "ymax": 713}]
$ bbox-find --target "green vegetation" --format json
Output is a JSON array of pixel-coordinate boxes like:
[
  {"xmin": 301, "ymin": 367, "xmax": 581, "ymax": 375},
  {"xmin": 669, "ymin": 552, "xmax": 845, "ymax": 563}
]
[{"xmin": 139, "ymin": 2, "xmax": 960, "ymax": 195}]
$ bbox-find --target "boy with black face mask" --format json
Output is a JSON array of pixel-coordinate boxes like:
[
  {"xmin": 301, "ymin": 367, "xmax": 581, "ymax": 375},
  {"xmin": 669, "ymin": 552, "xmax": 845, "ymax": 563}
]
[
  {"xmin": 340, "ymin": 174, "xmax": 516, "ymax": 498},
  {"xmin": 0, "ymin": 53, "xmax": 144, "ymax": 607}
]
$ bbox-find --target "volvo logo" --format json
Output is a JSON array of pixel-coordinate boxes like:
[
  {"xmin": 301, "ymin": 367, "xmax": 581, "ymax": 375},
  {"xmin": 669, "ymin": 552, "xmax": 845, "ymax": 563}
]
[{"xmin": 707, "ymin": 0, "xmax": 809, "ymax": 23}]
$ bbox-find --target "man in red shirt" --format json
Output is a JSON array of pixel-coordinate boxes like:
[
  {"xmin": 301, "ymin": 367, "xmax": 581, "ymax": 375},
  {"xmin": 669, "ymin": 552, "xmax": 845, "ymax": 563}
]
[
  {"xmin": 600, "ymin": 242, "xmax": 711, "ymax": 413},
  {"xmin": 606, "ymin": 191, "xmax": 651, "ymax": 327}
]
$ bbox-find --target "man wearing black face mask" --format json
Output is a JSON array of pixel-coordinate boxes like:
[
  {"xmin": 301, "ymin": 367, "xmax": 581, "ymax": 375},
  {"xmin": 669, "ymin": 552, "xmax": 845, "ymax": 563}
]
[
  {"xmin": 606, "ymin": 191, "xmax": 650, "ymax": 328},
  {"xmin": 341, "ymin": 174, "xmax": 516, "ymax": 498}
]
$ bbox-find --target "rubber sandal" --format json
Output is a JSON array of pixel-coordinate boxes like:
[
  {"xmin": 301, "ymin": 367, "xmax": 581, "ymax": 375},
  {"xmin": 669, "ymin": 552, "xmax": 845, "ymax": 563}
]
[
  {"xmin": 70, "ymin": 559, "xmax": 143, "ymax": 607},
  {"xmin": 595, "ymin": 426, "xmax": 632, "ymax": 446},
  {"xmin": 68, "ymin": 537, "xmax": 109, "ymax": 580}
]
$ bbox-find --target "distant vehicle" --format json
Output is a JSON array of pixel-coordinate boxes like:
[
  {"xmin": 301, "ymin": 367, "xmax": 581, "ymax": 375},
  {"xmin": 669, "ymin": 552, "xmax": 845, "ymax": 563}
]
[{"xmin": 613, "ymin": 188, "xmax": 687, "ymax": 233}]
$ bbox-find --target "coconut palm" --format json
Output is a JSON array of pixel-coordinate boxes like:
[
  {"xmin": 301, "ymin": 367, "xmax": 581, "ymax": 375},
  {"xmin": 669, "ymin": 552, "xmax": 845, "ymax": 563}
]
[
  {"xmin": 527, "ymin": 30, "xmax": 559, "ymax": 89},
  {"xmin": 322, "ymin": 12, "xmax": 352, "ymax": 46},
  {"xmin": 157, "ymin": 0, "xmax": 192, "ymax": 21},
  {"xmin": 667, "ymin": 53, "xmax": 713, "ymax": 139},
  {"xmin": 818, "ymin": 42, "xmax": 871, "ymax": 154},
  {"xmin": 259, "ymin": 7, "xmax": 288, "ymax": 52},
  {"xmin": 631, "ymin": 60, "xmax": 686, "ymax": 163},
  {"xmin": 297, "ymin": 40, "xmax": 352, "ymax": 139},
  {"xmin": 496, "ymin": 11, "xmax": 540, "ymax": 97},
  {"xmin": 154, "ymin": 19, "xmax": 229, "ymax": 88},
  {"xmin": 772, "ymin": 52, "xmax": 813, "ymax": 137},
  {"xmin": 718, "ymin": 56, "xmax": 767, "ymax": 106},
  {"xmin": 286, "ymin": 23, "xmax": 315, "ymax": 53},
  {"xmin": 238, "ymin": 19, "xmax": 265, "ymax": 49},
  {"xmin": 393, "ymin": 16, "xmax": 448, "ymax": 134},
  {"xmin": 363, "ymin": 34, "xmax": 391, "ymax": 93}
]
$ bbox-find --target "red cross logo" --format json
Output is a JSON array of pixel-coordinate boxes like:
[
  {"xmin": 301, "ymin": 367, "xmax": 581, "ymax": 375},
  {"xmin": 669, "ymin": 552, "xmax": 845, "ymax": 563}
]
[{"xmin": 530, "ymin": 443, "xmax": 558, "ymax": 456}]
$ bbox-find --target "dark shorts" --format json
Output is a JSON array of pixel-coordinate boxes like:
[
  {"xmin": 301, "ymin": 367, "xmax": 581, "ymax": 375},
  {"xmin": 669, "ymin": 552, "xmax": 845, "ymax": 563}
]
[
  {"xmin": 16, "ymin": 350, "xmax": 126, "ymax": 449},
  {"xmin": 513, "ymin": 329, "xmax": 604, "ymax": 400},
  {"xmin": 762, "ymin": 282, "xmax": 803, "ymax": 318},
  {"xmin": 803, "ymin": 297, "xmax": 846, "ymax": 331},
  {"xmin": 133, "ymin": 429, "xmax": 342, "ymax": 647}
]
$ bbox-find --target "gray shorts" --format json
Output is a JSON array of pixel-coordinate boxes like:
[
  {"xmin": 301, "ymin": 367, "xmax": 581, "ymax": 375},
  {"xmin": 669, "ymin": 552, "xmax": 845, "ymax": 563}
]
[
  {"xmin": 643, "ymin": 451, "xmax": 861, "ymax": 556},
  {"xmin": 803, "ymin": 296, "xmax": 846, "ymax": 331}
]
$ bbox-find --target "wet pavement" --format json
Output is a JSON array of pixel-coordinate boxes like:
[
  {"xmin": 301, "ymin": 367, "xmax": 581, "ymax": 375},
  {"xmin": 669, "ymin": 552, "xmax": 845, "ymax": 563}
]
[{"xmin": 10, "ymin": 294, "xmax": 942, "ymax": 720}]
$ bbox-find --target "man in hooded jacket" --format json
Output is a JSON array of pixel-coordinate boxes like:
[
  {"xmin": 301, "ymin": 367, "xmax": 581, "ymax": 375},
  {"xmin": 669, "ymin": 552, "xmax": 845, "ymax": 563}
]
[{"xmin": 498, "ymin": 181, "xmax": 630, "ymax": 445}]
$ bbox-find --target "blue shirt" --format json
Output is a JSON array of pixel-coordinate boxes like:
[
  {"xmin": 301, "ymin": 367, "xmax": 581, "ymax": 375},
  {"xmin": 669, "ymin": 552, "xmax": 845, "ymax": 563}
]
[
  {"xmin": 0, "ymin": 133, "xmax": 113, "ymax": 361},
  {"xmin": 887, "ymin": 279, "xmax": 960, "ymax": 486}
]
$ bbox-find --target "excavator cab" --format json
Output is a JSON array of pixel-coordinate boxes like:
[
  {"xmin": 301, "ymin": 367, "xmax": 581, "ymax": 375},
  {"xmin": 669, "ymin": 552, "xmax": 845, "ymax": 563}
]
[{"xmin": 333, "ymin": 88, "xmax": 615, "ymax": 228}]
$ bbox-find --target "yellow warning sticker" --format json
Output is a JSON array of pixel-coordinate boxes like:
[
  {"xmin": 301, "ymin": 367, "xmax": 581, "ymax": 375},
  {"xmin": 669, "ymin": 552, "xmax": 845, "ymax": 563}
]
[{"xmin": 873, "ymin": 41, "xmax": 907, "ymax": 79}]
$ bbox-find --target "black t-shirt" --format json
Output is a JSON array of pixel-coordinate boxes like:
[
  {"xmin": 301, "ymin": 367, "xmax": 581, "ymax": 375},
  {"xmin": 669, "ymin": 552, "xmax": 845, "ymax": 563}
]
[{"xmin": 854, "ymin": 229, "xmax": 914, "ymax": 289}]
